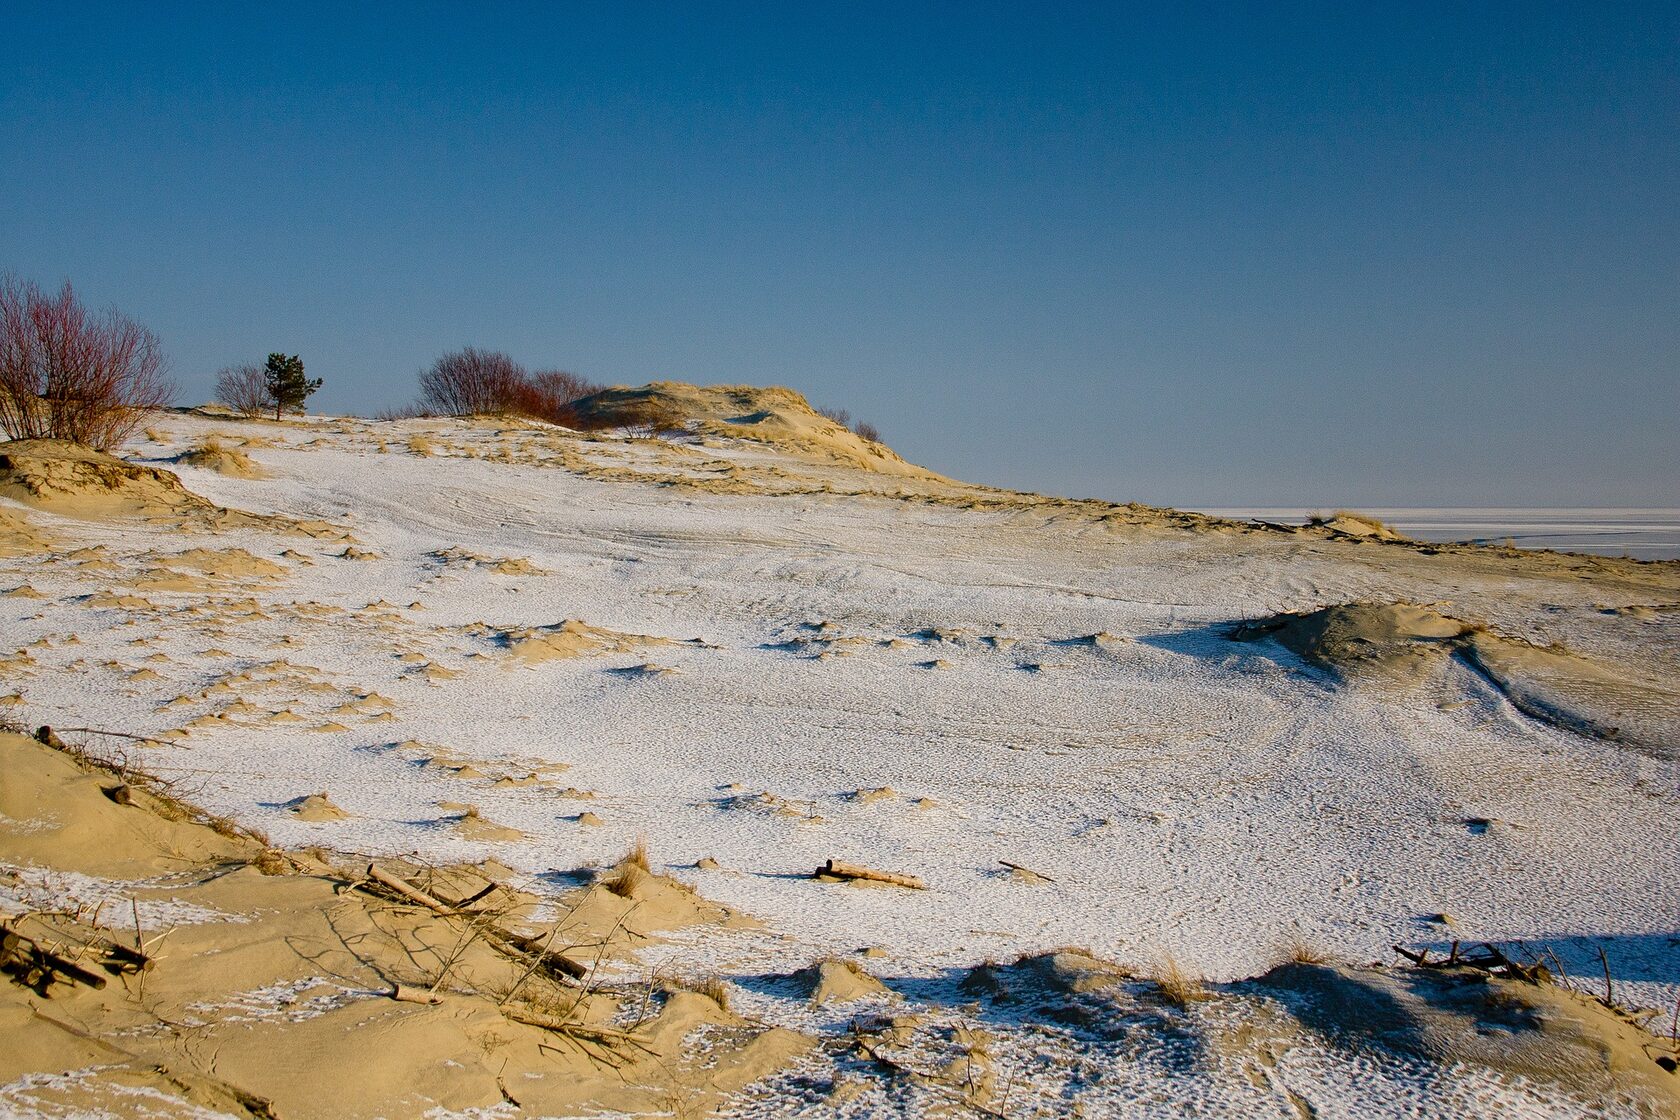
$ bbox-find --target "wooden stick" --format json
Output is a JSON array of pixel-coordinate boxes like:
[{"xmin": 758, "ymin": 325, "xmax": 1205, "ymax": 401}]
[
  {"xmin": 365, "ymin": 864, "xmax": 455, "ymax": 914},
  {"xmin": 999, "ymin": 860, "xmax": 1056, "ymax": 883},
  {"xmin": 817, "ymin": 859, "xmax": 925, "ymax": 890},
  {"xmin": 391, "ymin": 983, "xmax": 442, "ymax": 1004}
]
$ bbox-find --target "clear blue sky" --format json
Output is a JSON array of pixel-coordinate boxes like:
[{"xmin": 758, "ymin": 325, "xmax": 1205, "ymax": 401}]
[{"xmin": 4, "ymin": 3, "xmax": 1675, "ymax": 506}]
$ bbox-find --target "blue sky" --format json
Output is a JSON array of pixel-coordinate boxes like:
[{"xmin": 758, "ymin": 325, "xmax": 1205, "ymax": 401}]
[{"xmin": 3, "ymin": 3, "xmax": 1675, "ymax": 505}]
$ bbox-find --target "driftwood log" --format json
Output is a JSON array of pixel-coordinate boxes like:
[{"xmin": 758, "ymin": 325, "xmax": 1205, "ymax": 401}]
[
  {"xmin": 1, "ymin": 921, "xmax": 109, "ymax": 991},
  {"xmin": 816, "ymin": 859, "xmax": 925, "ymax": 890}
]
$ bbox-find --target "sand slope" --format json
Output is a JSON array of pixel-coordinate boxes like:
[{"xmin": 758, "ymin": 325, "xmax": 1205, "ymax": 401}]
[{"xmin": 0, "ymin": 730, "xmax": 811, "ymax": 1118}]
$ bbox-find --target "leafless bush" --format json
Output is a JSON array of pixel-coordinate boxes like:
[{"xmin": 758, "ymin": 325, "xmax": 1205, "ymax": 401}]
[
  {"xmin": 506, "ymin": 369, "xmax": 602, "ymax": 426},
  {"xmin": 619, "ymin": 400, "xmax": 687, "ymax": 439},
  {"xmin": 0, "ymin": 276, "xmax": 175, "ymax": 449},
  {"xmin": 853, "ymin": 421, "xmax": 882, "ymax": 444},
  {"xmin": 418, "ymin": 347, "xmax": 526, "ymax": 416},
  {"xmin": 213, "ymin": 362, "xmax": 270, "ymax": 416},
  {"xmin": 817, "ymin": 406, "xmax": 852, "ymax": 427}
]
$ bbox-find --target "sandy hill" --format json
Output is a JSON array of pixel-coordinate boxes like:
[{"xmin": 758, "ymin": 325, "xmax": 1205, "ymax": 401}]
[{"xmin": 569, "ymin": 382, "xmax": 932, "ymax": 476}]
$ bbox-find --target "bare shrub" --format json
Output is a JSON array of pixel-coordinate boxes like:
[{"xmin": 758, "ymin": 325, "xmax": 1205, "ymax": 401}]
[
  {"xmin": 0, "ymin": 276, "xmax": 174, "ymax": 449},
  {"xmin": 418, "ymin": 347, "xmax": 525, "ymax": 416},
  {"xmin": 853, "ymin": 421, "xmax": 882, "ymax": 444},
  {"xmin": 520, "ymin": 372, "xmax": 608, "ymax": 424},
  {"xmin": 817, "ymin": 406, "xmax": 852, "ymax": 427},
  {"xmin": 503, "ymin": 369, "xmax": 601, "ymax": 426},
  {"xmin": 214, "ymin": 362, "xmax": 270, "ymax": 416},
  {"xmin": 619, "ymin": 400, "xmax": 687, "ymax": 439}
]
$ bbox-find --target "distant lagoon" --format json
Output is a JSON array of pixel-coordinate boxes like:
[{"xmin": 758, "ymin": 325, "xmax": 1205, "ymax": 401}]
[{"xmin": 1191, "ymin": 508, "xmax": 1680, "ymax": 561}]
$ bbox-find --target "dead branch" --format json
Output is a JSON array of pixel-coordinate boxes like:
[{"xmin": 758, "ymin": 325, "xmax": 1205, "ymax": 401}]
[{"xmin": 816, "ymin": 859, "xmax": 926, "ymax": 890}]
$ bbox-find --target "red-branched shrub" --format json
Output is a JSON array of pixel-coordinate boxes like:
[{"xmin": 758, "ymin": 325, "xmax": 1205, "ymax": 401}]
[
  {"xmin": 505, "ymin": 369, "xmax": 602, "ymax": 426},
  {"xmin": 0, "ymin": 276, "xmax": 174, "ymax": 449}
]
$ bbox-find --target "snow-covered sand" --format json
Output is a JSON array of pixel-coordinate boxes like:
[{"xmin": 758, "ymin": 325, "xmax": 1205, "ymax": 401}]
[{"xmin": 4, "ymin": 405, "xmax": 1677, "ymax": 1117}]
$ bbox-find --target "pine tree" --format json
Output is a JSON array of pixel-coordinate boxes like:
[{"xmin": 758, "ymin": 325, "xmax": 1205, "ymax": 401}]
[{"xmin": 263, "ymin": 353, "xmax": 321, "ymax": 420}]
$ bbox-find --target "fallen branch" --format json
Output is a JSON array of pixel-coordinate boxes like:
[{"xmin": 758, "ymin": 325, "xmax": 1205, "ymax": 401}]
[
  {"xmin": 364, "ymin": 864, "xmax": 455, "ymax": 915},
  {"xmin": 1393, "ymin": 941, "xmax": 1549, "ymax": 984},
  {"xmin": 1, "ymin": 921, "xmax": 109, "ymax": 990},
  {"xmin": 816, "ymin": 859, "xmax": 925, "ymax": 890},
  {"xmin": 998, "ymin": 860, "xmax": 1055, "ymax": 883},
  {"xmin": 360, "ymin": 864, "xmax": 586, "ymax": 986}
]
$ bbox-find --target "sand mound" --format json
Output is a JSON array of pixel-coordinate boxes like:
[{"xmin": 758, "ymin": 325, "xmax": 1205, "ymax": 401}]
[
  {"xmin": 502, "ymin": 619, "xmax": 689, "ymax": 664},
  {"xmin": 282, "ymin": 791, "xmax": 351, "ymax": 821},
  {"xmin": 1234, "ymin": 602, "xmax": 1679, "ymax": 753},
  {"xmin": 1231, "ymin": 602, "xmax": 1471, "ymax": 679},
  {"xmin": 0, "ymin": 439, "xmax": 310, "ymax": 533},
  {"xmin": 795, "ymin": 958, "xmax": 893, "ymax": 1005},
  {"xmin": 0, "ymin": 439, "xmax": 220, "ymax": 519},
  {"xmin": 1462, "ymin": 633, "xmax": 1679, "ymax": 756},
  {"xmin": 1305, "ymin": 510, "xmax": 1407, "ymax": 541},
  {"xmin": 1252, "ymin": 962, "xmax": 1678, "ymax": 1113},
  {"xmin": 444, "ymin": 804, "xmax": 526, "ymax": 842},
  {"xmin": 176, "ymin": 438, "xmax": 269, "ymax": 478},
  {"xmin": 569, "ymin": 382, "xmax": 929, "ymax": 476}
]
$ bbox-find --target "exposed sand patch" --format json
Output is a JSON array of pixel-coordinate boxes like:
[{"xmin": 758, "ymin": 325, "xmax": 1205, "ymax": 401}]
[
  {"xmin": 501, "ymin": 618, "xmax": 704, "ymax": 664},
  {"xmin": 0, "ymin": 506, "xmax": 55, "ymax": 556},
  {"xmin": 431, "ymin": 546, "xmax": 547, "ymax": 575}
]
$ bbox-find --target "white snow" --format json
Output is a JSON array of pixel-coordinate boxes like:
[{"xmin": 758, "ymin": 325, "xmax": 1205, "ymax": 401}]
[{"xmin": 5, "ymin": 413, "xmax": 1677, "ymax": 1117}]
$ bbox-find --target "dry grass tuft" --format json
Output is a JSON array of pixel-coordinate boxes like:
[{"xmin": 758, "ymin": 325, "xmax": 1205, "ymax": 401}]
[
  {"xmin": 407, "ymin": 434, "xmax": 435, "ymax": 457},
  {"xmin": 144, "ymin": 426, "xmax": 171, "ymax": 444},
  {"xmin": 1151, "ymin": 954, "xmax": 1206, "ymax": 1006},
  {"xmin": 605, "ymin": 861, "xmax": 647, "ymax": 899},
  {"xmin": 670, "ymin": 973, "xmax": 732, "ymax": 1011},
  {"xmin": 1282, "ymin": 938, "xmax": 1332, "ymax": 966},
  {"xmin": 622, "ymin": 834, "xmax": 651, "ymax": 874},
  {"xmin": 252, "ymin": 849, "xmax": 290, "ymax": 876}
]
